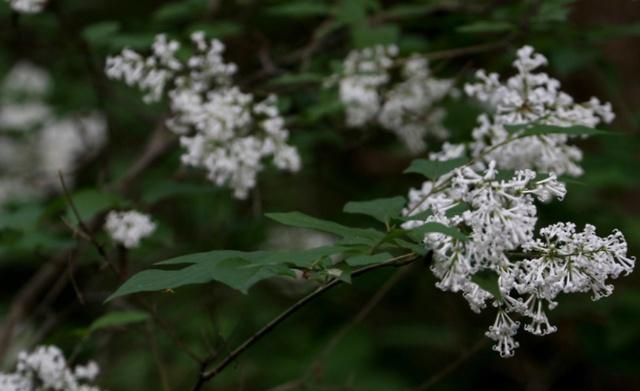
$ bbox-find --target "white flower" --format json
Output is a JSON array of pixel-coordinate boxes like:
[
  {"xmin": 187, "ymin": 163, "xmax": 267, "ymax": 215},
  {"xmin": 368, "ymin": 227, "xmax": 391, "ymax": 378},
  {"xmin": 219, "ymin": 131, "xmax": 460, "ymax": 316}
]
[
  {"xmin": 329, "ymin": 46, "xmax": 453, "ymax": 153},
  {"xmin": 0, "ymin": 345, "xmax": 103, "ymax": 391},
  {"xmin": 464, "ymin": 45, "xmax": 615, "ymax": 176},
  {"xmin": 0, "ymin": 63, "xmax": 108, "ymax": 206},
  {"xmin": 106, "ymin": 32, "xmax": 300, "ymax": 199},
  {"xmin": 37, "ymin": 113, "xmax": 107, "ymax": 189},
  {"xmin": 4, "ymin": 0, "xmax": 46, "ymax": 13},
  {"xmin": 105, "ymin": 210, "xmax": 156, "ymax": 248},
  {"xmin": 0, "ymin": 61, "xmax": 51, "ymax": 130},
  {"xmin": 518, "ymin": 223, "xmax": 635, "ymax": 302},
  {"xmin": 485, "ymin": 310, "xmax": 520, "ymax": 358}
]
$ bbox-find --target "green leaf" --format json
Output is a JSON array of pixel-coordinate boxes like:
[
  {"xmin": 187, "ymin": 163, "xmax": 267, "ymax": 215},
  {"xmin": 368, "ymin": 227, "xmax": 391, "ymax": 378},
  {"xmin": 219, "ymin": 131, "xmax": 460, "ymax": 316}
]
[
  {"xmin": 157, "ymin": 246, "xmax": 343, "ymax": 268},
  {"xmin": 82, "ymin": 21, "xmax": 120, "ymax": 46},
  {"xmin": 406, "ymin": 222, "xmax": 466, "ymax": 242},
  {"xmin": 343, "ymin": 196, "xmax": 406, "ymax": 224},
  {"xmin": 395, "ymin": 239, "xmax": 427, "ymax": 255},
  {"xmin": 445, "ymin": 202, "xmax": 470, "ymax": 218},
  {"xmin": 0, "ymin": 204, "xmax": 43, "ymax": 231},
  {"xmin": 457, "ymin": 21, "xmax": 514, "ymax": 34},
  {"xmin": 346, "ymin": 252, "xmax": 391, "ymax": 266},
  {"xmin": 107, "ymin": 259, "xmax": 291, "ymax": 301},
  {"xmin": 404, "ymin": 157, "xmax": 469, "ymax": 180},
  {"xmin": 505, "ymin": 123, "xmax": 608, "ymax": 137},
  {"xmin": 471, "ymin": 271, "xmax": 501, "ymax": 298},
  {"xmin": 266, "ymin": 1, "xmax": 329, "ymax": 17},
  {"xmin": 266, "ymin": 212, "xmax": 385, "ymax": 245},
  {"xmin": 89, "ymin": 310, "xmax": 149, "ymax": 333}
]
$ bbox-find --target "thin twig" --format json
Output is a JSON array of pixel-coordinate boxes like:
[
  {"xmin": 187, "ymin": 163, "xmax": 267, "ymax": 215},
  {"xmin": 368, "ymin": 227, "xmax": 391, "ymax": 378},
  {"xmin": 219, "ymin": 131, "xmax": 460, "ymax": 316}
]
[
  {"xmin": 192, "ymin": 252, "xmax": 418, "ymax": 391},
  {"xmin": 58, "ymin": 172, "xmax": 118, "ymax": 275}
]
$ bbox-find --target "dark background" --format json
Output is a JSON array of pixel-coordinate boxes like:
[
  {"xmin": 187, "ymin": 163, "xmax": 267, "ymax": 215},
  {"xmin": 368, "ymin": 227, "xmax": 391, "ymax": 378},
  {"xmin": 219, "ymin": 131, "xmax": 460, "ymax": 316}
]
[{"xmin": 1, "ymin": 0, "xmax": 639, "ymax": 390}]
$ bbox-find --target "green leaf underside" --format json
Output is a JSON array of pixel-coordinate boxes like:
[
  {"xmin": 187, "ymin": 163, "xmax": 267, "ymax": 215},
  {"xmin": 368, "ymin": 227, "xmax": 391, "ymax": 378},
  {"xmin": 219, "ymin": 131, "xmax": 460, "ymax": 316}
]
[
  {"xmin": 108, "ymin": 244, "xmax": 350, "ymax": 301},
  {"xmin": 343, "ymin": 196, "xmax": 406, "ymax": 224},
  {"xmin": 157, "ymin": 246, "xmax": 342, "ymax": 267},
  {"xmin": 404, "ymin": 157, "xmax": 469, "ymax": 180},
  {"xmin": 266, "ymin": 212, "xmax": 385, "ymax": 244},
  {"xmin": 106, "ymin": 258, "xmax": 292, "ymax": 301},
  {"xmin": 505, "ymin": 123, "xmax": 607, "ymax": 136},
  {"xmin": 89, "ymin": 310, "xmax": 149, "ymax": 333}
]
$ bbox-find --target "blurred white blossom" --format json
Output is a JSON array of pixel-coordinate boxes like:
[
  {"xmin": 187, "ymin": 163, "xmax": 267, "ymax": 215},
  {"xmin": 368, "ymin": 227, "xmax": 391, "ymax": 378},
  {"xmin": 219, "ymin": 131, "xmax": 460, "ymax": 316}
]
[
  {"xmin": 0, "ymin": 61, "xmax": 51, "ymax": 130},
  {"xmin": 105, "ymin": 210, "xmax": 156, "ymax": 249},
  {"xmin": 0, "ymin": 63, "xmax": 107, "ymax": 206},
  {"xmin": 463, "ymin": 45, "xmax": 615, "ymax": 176},
  {"xmin": 4, "ymin": 0, "xmax": 45, "ymax": 13},
  {"xmin": 105, "ymin": 32, "xmax": 300, "ymax": 199},
  {"xmin": 328, "ymin": 45, "xmax": 454, "ymax": 153},
  {"xmin": 0, "ymin": 345, "xmax": 103, "ymax": 391}
]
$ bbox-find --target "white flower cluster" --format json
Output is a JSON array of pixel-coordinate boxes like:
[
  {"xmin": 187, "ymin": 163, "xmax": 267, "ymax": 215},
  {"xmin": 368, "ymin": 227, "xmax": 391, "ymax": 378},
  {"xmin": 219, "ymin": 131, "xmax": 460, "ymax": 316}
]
[
  {"xmin": 403, "ymin": 46, "xmax": 634, "ymax": 358},
  {"xmin": 104, "ymin": 210, "xmax": 156, "ymax": 248},
  {"xmin": 328, "ymin": 45, "xmax": 454, "ymax": 153},
  {"xmin": 105, "ymin": 32, "xmax": 301, "ymax": 199},
  {"xmin": 0, "ymin": 62, "xmax": 107, "ymax": 206},
  {"xmin": 0, "ymin": 345, "xmax": 103, "ymax": 391},
  {"xmin": 461, "ymin": 45, "xmax": 615, "ymax": 176},
  {"xmin": 3, "ymin": 0, "xmax": 45, "ymax": 13}
]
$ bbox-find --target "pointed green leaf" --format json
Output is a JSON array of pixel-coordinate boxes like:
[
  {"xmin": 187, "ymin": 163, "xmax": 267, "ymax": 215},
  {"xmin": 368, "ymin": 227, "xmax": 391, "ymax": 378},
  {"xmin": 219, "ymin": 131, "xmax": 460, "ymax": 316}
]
[
  {"xmin": 471, "ymin": 271, "xmax": 501, "ymax": 299},
  {"xmin": 343, "ymin": 196, "xmax": 406, "ymax": 224},
  {"xmin": 266, "ymin": 212, "xmax": 385, "ymax": 245},
  {"xmin": 106, "ymin": 259, "xmax": 291, "ymax": 301},
  {"xmin": 157, "ymin": 246, "xmax": 343, "ymax": 268}
]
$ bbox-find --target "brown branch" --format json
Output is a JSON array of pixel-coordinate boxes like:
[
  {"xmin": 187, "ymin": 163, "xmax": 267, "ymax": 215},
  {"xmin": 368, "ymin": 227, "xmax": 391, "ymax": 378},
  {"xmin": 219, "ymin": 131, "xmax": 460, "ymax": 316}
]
[
  {"xmin": 59, "ymin": 172, "xmax": 119, "ymax": 276},
  {"xmin": 191, "ymin": 252, "xmax": 419, "ymax": 391},
  {"xmin": 263, "ymin": 264, "xmax": 414, "ymax": 391}
]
